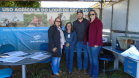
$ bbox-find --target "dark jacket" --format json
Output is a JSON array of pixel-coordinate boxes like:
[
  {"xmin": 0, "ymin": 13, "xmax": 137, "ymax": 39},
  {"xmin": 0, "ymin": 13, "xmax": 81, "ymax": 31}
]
[
  {"xmin": 73, "ymin": 18, "xmax": 88, "ymax": 42},
  {"xmin": 48, "ymin": 25, "xmax": 62, "ymax": 57},
  {"xmin": 84, "ymin": 18, "xmax": 103, "ymax": 47},
  {"xmin": 64, "ymin": 31, "xmax": 77, "ymax": 49}
]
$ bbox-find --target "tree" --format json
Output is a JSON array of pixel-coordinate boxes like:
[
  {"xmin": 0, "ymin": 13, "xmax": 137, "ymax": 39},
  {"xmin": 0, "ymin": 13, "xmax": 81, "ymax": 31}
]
[
  {"xmin": 0, "ymin": 1, "xmax": 15, "ymax": 7},
  {"xmin": 0, "ymin": 1, "xmax": 41, "ymax": 8},
  {"xmin": 14, "ymin": 1, "xmax": 41, "ymax": 8}
]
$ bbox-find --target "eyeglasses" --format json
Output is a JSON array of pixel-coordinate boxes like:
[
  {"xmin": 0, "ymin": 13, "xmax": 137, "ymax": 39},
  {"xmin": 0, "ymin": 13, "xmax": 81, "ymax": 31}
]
[
  {"xmin": 90, "ymin": 14, "xmax": 95, "ymax": 16},
  {"xmin": 56, "ymin": 21, "xmax": 61, "ymax": 22}
]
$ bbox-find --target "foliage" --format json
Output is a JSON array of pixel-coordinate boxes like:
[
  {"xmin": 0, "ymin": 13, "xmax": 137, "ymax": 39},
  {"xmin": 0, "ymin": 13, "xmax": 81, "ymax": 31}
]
[
  {"xmin": 14, "ymin": 1, "xmax": 40, "ymax": 8},
  {"xmin": 0, "ymin": 1, "xmax": 15, "ymax": 7},
  {"xmin": 0, "ymin": 1, "xmax": 41, "ymax": 8}
]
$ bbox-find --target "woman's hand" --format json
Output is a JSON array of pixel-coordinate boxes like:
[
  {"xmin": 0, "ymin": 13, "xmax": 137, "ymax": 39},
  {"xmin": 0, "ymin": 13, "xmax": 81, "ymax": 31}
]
[
  {"xmin": 52, "ymin": 47, "xmax": 57, "ymax": 52},
  {"xmin": 66, "ymin": 43, "xmax": 70, "ymax": 47},
  {"xmin": 94, "ymin": 45, "xmax": 98, "ymax": 48}
]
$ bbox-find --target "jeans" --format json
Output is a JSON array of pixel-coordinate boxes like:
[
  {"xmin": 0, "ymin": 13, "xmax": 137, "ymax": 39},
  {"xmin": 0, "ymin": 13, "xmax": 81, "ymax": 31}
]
[
  {"xmin": 65, "ymin": 47, "xmax": 74, "ymax": 72},
  {"xmin": 76, "ymin": 41, "xmax": 88, "ymax": 70},
  {"xmin": 51, "ymin": 57, "xmax": 61, "ymax": 74},
  {"xmin": 51, "ymin": 49, "xmax": 62, "ymax": 74},
  {"xmin": 87, "ymin": 42, "xmax": 101, "ymax": 77}
]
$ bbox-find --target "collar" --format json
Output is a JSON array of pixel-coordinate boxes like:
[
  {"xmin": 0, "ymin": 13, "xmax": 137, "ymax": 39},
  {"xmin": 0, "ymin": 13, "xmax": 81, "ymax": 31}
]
[
  {"xmin": 78, "ymin": 19, "xmax": 83, "ymax": 23},
  {"xmin": 54, "ymin": 25, "xmax": 61, "ymax": 29},
  {"xmin": 76, "ymin": 18, "xmax": 85, "ymax": 23},
  {"xmin": 58, "ymin": 26, "xmax": 61, "ymax": 29},
  {"xmin": 89, "ymin": 17, "xmax": 98, "ymax": 23}
]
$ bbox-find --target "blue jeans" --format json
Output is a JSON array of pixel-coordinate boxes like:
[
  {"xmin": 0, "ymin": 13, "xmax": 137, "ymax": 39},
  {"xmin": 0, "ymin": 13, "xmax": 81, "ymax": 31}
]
[
  {"xmin": 51, "ymin": 57, "xmax": 61, "ymax": 74},
  {"xmin": 51, "ymin": 49, "xmax": 62, "ymax": 74},
  {"xmin": 76, "ymin": 41, "xmax": 88, "ymax": 70},
  {"xmin": 87, "ymin": 42, "xmax": 101, "ymax": 77},
  {"xmin": 65, "ymin": 48, "xmax": 74, "ymax": 72}
]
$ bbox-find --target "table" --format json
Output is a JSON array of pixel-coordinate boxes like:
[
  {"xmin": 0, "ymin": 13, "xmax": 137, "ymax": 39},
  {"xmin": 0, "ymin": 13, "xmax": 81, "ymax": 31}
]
[
  {"xmin": 102, "ymin": 46, "xmax": 123, "ymax": 69},
  {"xmin": 0, "ymin": 50, "xmax": 52, "ymax": 78},
  {"xmin": 102, "ymin": 46, "xmax": 139, "ymax": 78}
]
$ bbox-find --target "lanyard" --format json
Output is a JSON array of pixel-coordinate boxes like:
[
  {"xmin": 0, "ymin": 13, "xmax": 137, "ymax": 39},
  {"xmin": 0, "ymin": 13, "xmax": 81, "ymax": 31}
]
[{"xmin": 68, "ymin": 34, "xmax": 70, "ymax": 38}]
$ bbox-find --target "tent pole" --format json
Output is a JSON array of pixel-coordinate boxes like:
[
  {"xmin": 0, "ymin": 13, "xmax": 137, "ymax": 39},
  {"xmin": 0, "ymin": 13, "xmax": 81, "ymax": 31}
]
[{"xmin": 99, "ymin": 0, "xmax": 103, "ymax": 21}]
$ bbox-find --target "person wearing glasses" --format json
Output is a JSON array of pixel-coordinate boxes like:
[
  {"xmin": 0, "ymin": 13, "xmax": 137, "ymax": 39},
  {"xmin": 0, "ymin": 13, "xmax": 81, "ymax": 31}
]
[
  {"xmin": 73, "ymin": 9, "xmax": 88, "ymax": 74},
  {"xmin": 48, "ymin": 17, "xmax": 65, "ymax": 76},
  {"xmin": 64, "ymin": 22, "xmax": 77, "ymax": 75},
  {"xmin": 84, "ymin": 10, "xmax": 103, "ymax": 78}
]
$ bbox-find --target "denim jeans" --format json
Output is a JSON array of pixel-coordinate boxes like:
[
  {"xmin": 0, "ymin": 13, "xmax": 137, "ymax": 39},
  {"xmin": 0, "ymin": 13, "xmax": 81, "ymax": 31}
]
[
  {"xmin": 87, "ymin": 42, "xmax": 101, "ymax": 77},
  {"xmin": 65, "ymin": 47, "xmax": 74, "ymax": 72},
  {"xmin": 76, "ymin": 41, "xmax": 88, "ymax": 70},
  {"xmin": 51, "ymin": 49, "xmax": 62, "ymax": 74},
  {"xmin": 51, "ymin": 57, "xmax": 61, "ymax": 74}
]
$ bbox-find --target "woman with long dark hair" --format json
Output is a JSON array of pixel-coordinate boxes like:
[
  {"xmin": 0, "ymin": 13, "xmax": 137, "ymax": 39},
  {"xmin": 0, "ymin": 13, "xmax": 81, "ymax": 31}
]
[
  {"xmin": 64, "ymin": 22, "xmax": 77, "ymax": 75},
  {"xmin": 48, "ymin": 17, "xmax": 65, "ymax": 76},
  {"xmin": 84, "ymin": 10, "xmax": 103, "ymax": 78}
]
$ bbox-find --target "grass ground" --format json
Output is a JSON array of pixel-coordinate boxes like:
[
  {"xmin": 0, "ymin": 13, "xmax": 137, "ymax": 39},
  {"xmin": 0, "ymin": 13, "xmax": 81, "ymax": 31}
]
[{"xmin": 0, "ymin": 53, "xmax": 134, "ymax": 78}]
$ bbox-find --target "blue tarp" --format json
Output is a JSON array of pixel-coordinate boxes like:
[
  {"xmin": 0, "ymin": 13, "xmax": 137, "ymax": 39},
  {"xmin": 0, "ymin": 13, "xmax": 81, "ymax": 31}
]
[{"xmin": 0, "ymin": 27, "xmax": 49, "ymax": 51}]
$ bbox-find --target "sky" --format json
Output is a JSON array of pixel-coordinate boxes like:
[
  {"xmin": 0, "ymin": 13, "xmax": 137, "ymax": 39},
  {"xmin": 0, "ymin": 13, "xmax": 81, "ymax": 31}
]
[{"xmin": 41, "ymin": 1, "xmax": 97, "ymax": 8}]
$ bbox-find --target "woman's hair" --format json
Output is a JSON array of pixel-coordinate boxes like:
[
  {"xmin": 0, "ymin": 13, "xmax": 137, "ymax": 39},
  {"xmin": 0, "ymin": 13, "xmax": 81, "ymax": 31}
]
[
  {"xmin": 88, "ymin": 10, "xmax": 98, "ymax": 21},
  {"xmin": 54, "ymin": 17, "xmax": 62, "ymax": 26},
  {"xmin": 65, "ymin": 22, "xmax": 73, "ymax": 32}
]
